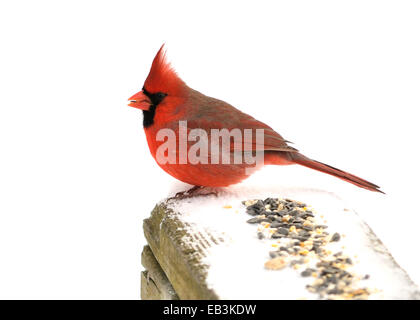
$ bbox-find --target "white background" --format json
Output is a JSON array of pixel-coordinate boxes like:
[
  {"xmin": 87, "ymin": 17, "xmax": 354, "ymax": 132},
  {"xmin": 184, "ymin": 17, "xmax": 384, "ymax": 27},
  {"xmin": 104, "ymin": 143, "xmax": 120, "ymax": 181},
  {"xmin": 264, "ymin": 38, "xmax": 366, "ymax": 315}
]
[{"xmin": 0, "ymin": 1, "xmax": 419, "ymax": 299}]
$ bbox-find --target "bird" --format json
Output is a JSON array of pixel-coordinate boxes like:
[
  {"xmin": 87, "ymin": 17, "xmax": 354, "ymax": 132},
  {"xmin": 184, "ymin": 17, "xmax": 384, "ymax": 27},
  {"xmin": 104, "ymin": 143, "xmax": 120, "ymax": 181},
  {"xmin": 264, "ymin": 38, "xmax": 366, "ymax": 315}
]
[{"xmin": 128, "ymin": 45, "xmax": 383, "ymax": 194}]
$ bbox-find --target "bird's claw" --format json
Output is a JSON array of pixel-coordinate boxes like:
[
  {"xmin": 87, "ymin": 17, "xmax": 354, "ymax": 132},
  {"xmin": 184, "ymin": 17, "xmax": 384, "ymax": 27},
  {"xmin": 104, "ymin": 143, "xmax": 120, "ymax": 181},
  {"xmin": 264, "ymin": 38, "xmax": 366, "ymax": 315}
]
[{"xmin": 169, "ymin": 186, "xmax": 218, "ymax": 200}]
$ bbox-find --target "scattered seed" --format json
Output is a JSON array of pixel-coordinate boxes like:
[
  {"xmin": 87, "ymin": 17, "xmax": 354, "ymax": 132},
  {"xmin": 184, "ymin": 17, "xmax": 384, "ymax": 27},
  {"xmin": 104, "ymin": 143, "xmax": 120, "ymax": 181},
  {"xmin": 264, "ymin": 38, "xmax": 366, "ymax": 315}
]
[
  {"xmin": 277, "ymin": 227, "xmax": 289, "ymax": 235},
  {"xmin": 269, "ymin": 251, "xmax": 281, "ymax": 258},
  {"xmin": 243, "ymin": 197, "xmax": 370, "ymax": 300},
  {"xmin": 272, "ymin": 232, "xmax": 285, "ymax": 239},
  {"xmin": 265, "ymin": 257, "xmax": 287, "ymax": 270},
  {"xmin": 331, "ymin": 233, "xmax": 341, "ymax": 242},
  {"xmin": 270, "ymin": 221, "xmax": 282, "ymax": 228},
  {"xmin": 301, "ymin": 268, "xmax": 316, "ymax": 277},
  {"xmin": 246, "ymin": 217, "xmax": 261, "ymax": 224},
  {"xmin": 290, "ymin": 259, "xmax": 305, "ymax": 266}
]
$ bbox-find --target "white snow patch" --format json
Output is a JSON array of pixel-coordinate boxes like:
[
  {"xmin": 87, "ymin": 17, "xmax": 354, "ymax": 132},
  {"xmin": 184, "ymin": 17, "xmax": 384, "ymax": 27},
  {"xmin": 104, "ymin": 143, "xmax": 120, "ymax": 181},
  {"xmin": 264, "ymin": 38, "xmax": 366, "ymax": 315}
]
[{"xmin": 167, "ymin": 185, "xmax": 418, "ymax": 299}]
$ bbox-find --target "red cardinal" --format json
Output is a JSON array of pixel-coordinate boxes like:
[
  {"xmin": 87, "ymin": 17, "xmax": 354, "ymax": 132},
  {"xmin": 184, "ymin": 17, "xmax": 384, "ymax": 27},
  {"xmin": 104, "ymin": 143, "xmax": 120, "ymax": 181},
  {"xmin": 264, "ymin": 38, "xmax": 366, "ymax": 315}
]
[{"xmin": 129, "ymin": 45, "xmax": 382, "ymax": 193}]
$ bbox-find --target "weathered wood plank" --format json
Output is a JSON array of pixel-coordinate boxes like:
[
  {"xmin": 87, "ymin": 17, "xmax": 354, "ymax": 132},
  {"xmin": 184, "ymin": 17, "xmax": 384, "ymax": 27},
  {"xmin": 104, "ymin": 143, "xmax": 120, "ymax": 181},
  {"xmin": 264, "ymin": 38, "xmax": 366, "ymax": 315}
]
[
  {"xmin": 141, "ymin": 271, "xmax": 160, "ymax": 300},
  {"xmin": 143, "ymin": 203, "xmax": 219, "ymax": 299},
  {"xmin": 141, "ymin": 245, "xmax": 178, "ymax": 300}
]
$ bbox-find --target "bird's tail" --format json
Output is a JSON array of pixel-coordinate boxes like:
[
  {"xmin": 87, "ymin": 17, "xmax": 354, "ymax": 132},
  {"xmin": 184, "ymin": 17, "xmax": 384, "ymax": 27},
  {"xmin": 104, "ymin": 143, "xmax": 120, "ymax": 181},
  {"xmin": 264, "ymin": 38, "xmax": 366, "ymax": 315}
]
[{"xmin": 289, "ymin": 153, "xmax": 384, "ymax": 193}]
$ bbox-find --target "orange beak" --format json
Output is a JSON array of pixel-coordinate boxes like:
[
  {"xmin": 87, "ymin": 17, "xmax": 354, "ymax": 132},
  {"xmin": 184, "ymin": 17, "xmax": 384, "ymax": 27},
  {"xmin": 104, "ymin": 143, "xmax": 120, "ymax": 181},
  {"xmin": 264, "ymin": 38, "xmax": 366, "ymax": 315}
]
[{"xmin": 128, "ymin": 90, "xmax": 152, "ymax": 111}]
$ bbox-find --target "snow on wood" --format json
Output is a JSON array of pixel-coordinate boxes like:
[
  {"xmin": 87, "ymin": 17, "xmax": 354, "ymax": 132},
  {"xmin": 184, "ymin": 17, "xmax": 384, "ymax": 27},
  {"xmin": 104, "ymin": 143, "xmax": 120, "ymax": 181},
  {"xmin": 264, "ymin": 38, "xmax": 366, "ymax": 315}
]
[{"xmin": 143, "ymin": 185, "xmax": 420, "ymax": 299}]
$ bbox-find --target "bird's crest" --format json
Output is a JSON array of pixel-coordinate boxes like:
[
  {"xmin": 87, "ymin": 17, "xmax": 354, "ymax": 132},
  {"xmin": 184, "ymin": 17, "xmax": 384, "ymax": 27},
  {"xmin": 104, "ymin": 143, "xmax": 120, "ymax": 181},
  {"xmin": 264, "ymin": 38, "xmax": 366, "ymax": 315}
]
[{"xmin": 143, "ymin": 44, "xmax": 185, "ymax": 95}]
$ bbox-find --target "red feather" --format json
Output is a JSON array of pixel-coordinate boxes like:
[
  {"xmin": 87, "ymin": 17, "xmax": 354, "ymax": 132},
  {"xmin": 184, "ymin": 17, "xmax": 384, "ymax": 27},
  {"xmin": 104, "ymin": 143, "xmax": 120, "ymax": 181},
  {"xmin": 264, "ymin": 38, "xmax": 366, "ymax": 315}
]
[{"xmin": 143, "ymin": 44, "xmax": 185, "ymax": 96}]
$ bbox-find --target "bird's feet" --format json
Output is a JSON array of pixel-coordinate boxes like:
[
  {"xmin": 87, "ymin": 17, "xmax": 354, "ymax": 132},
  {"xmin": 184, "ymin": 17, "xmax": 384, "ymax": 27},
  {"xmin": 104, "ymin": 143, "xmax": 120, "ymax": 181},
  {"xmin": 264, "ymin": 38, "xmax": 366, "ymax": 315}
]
[{"xmin": 169, "ymin": 185, "xmax": 218, "ymax": 200}]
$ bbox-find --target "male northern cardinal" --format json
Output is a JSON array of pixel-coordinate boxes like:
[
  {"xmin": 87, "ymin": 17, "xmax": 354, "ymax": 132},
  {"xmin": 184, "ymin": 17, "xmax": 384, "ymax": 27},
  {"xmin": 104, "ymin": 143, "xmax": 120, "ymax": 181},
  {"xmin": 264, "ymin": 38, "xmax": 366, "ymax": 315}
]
[{"xmin": 129, "ymin": 45, "xmax": 382, "ymax": 193}]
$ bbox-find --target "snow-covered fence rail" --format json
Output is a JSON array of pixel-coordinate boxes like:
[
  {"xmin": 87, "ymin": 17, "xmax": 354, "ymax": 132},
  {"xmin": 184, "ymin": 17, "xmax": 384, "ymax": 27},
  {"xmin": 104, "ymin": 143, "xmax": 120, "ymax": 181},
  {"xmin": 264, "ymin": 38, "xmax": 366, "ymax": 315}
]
[{"xmin": 141, "ymin": 188, "xmax": 420, "ymax": 300}]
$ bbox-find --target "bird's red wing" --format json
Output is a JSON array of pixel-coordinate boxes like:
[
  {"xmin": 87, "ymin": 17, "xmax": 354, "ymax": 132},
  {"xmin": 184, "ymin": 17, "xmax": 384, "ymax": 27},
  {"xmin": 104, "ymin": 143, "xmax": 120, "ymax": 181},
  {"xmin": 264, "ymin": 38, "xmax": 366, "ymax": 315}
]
[
  {"xmin": 234, "ymin": 116, "xmax": 298, "ymax": 152},
  {"xmin": 185, "ymin": 107, "xmax": 298, "ymax": 153}
]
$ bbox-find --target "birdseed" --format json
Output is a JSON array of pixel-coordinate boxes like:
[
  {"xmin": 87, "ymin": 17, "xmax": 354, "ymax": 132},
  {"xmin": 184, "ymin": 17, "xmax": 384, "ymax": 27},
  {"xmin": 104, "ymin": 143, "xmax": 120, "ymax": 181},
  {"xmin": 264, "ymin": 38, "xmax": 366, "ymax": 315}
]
[
  {"xmin": 264, "ymin": 257, "xmax": 288, "ymax": 270},
  {"xmin": 242, "ymin": 197, "xmax": 370, "ymax": 300}
]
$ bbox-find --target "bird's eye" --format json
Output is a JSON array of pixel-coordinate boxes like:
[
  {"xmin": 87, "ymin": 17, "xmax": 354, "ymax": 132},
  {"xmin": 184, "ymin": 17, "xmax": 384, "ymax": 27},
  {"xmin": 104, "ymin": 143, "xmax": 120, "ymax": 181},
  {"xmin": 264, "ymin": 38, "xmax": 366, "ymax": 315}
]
[
  {"xmin": 145, "ymin": 91, "xmax": 167, "ymax": 106},
  {"xmin": 156, "ymin": 92, "xmax": 167, "ymax": 100},
  {"xmin": 152, "ymin": 92, "xmax": 167, "ymax": 105}
]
